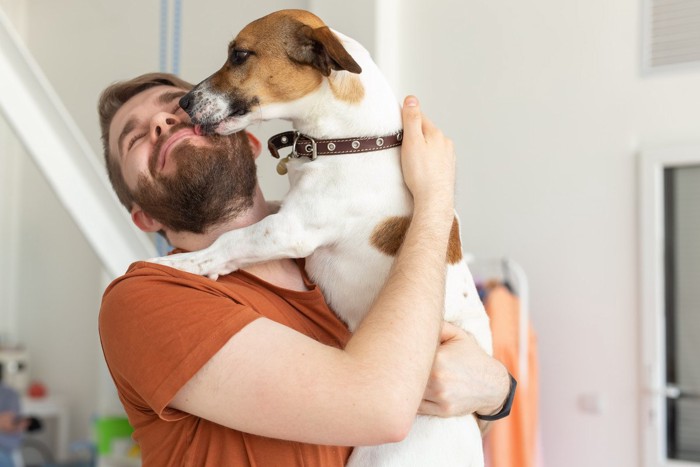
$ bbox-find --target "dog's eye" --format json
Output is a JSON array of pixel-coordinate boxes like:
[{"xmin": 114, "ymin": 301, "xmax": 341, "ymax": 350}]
[{"xmin": 230, "ymin": 50, "xmax": 251, "ymax": 65}]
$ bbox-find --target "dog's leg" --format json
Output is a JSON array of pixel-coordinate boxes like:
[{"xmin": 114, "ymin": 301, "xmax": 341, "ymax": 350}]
[{"xmin": 149, "ymin": 212, "xmax": 328, "ymax": 279}]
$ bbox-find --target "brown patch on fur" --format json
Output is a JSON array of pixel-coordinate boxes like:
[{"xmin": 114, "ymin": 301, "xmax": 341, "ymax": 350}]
[
  {"xmin": 371, "ymin": 216, "xmax": 411, "ymax": 256},
  {"xmin": 330, "ymin": 73, "xmax": 365, "ymax": 104},
  {"xmin": 371, "ymin": 216, "xmax": 464, "ymax": 264},
  {"xmin": 204, "ymin": 9, "xmax": 362, "ymax": 109},
  {"xmin": 209, "ymin": 42, "xmax": 323, "ymax": 106},
  {"xmin": 447, "ymin": 218, "xmax": 463, "ymax": 264}
]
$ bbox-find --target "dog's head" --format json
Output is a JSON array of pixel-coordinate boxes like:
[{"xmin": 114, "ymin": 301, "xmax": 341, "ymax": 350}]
[{"xmin": 180, "ymin": 9, "xmax": 362, "ymax": 134}]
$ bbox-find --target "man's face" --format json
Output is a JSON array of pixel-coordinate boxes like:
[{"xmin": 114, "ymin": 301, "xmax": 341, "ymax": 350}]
[{"xmin": 109, "ymin": 85, "xmax": 257, "ymax": 233}]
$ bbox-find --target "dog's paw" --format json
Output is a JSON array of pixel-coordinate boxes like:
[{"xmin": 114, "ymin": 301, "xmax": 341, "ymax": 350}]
[{"xmin": 147, "ymin": 252, "xmax": 239, "ymax": 280}]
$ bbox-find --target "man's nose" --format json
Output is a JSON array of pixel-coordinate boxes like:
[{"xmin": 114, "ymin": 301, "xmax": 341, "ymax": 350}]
[{"xmin": 150, "ymin": 113, "xmax": 179, "ymax": 141}]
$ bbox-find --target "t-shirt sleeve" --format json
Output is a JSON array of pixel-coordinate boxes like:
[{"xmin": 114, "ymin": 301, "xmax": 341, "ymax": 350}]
[{"xmin": 99, "ymin": 263, "xmax": 260, "ymax": 421}]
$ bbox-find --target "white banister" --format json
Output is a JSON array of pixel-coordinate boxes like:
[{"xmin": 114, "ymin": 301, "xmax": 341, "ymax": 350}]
[{"xmin": 0, "ymin": 6, "xmax": 156, "ymax": 278}]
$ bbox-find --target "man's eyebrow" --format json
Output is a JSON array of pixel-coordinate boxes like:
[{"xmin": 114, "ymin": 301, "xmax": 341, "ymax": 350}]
[
  {"xmin": 158, "ymin": 90, "xmax": 187, "ymax": 105},
  {"xmin": 117, "ymin": 117, "xmax": 138, "ymax": 158}
]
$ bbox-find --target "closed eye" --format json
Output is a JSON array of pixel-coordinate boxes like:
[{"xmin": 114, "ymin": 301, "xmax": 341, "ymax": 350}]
[
  {"xmin": 127, "ymin": 132, "xmax": 147, "ymax": 151},
  {"xmin": 126, "ymin": 105, "xmax": 184, "ymax": 152}
]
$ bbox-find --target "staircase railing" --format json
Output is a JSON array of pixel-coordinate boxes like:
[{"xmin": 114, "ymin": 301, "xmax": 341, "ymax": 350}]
[{"xmin": 0, "ymin": 6, "xmax": 156, "ymax": 278}]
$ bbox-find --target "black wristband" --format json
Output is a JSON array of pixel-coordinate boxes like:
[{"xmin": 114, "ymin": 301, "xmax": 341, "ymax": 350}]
[{"xmin": 475, "ymin": 373, "xmax": 517, "ymax": 421}]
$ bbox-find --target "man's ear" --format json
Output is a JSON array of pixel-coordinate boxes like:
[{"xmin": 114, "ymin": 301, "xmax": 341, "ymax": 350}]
[
  {"xmin": 131, "ymin": 205, "xmax": 164, "ymax": 233},
  {"xmin": 246, "ymin": 131, "xmax": 262, "ymax": 159}
]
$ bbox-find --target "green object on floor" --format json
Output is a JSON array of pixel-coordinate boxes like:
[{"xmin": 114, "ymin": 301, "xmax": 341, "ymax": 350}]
[{"xmin": 94, "ymin": 417, "xmax": 134, "ymax": 455}]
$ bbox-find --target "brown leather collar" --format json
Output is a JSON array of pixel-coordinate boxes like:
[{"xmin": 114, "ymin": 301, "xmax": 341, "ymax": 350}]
[{"xmin": 267, "ymin": 130, "xmax": 403, "ymax": 160}]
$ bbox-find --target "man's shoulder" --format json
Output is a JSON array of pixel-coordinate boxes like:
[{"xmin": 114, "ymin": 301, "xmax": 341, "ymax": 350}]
[
  {"xmin": 98, "ymin": 261, "xmax": 257, "ymax": 336},
  {"xmin": 124, "ymin": 259, "xmax": 193, "ymax": 277},
  {"xmin": 100, "ymin": 261, "xmax": 264, "ymax": 311},
  {"xmin": 100, "ymin": 261, "xmax": 220, "ymax": 316},
  {"xmin": 108, "ymin": 260, "xmax": 208, "ymax": 290}
]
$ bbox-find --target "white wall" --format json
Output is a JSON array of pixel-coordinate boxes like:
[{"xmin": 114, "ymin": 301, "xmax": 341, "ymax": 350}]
[
  {"xmin": 396, "ymin": 1, "xmax": 700, "ymax": 466},
  {"xmin": 0, "ymin": 114, "xmax": 21, "ymax": 345},
  {"xmin": 4, "ymin": 0, "xmax": 698, "ymax": 464},
  {"xmin": 0, "ymin": 0, "xmax": 24, "ymax": 346}
]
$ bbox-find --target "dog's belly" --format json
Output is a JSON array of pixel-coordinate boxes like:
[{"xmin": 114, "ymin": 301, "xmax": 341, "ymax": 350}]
[
  {"xmin": 338, "ymin": 253, "xmax": 491, "ymax": 467},
  {"xmin": 306, "ymin": 237, "xmax": 395, "ymax": 331},
  {"xmin": 306, "ymin": 208, "xmax": 492, "ymax": 467},
  {"xmin": 290, "ymin": 151, "xmax": 415, "ymax": 330},
  {"xmin": 305, "ymin": 207, "xmax": 492, "ymax": 349},
  {"xmin": 307, "ymin": 236, "xmax": 491, "ymax": 347},
  {"xmin": 347, "ymin": 414, "xmax": 483, "ymax": 467}
]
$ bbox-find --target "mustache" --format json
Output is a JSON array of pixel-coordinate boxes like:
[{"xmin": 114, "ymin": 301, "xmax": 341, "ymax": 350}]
[{"xmin": 149, "ymin": 122, "xmax": 195, "ymax": 176}]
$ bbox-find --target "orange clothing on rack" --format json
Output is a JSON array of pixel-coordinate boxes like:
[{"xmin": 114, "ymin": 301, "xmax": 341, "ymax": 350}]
[{"xmin": 483, "ymin": 285, "xmax": 540, "ymax": 467}]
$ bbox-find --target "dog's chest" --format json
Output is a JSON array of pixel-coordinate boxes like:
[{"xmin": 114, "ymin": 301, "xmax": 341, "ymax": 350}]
[
  {"xmin": 305, "ymin": 237, "xmax": 396, "ymax": 331},
  {"xmin": 285, "ymin": 148, "xmax": 411, "ymax": 330},
  {"xmin": 285, "ymin": 147, "xmax": 405, "ymax": 200}
]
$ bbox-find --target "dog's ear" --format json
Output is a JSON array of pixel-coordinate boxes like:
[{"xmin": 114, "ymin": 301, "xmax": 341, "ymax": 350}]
[{"xmin": 287, "ymin": 25, "xmax": 362, "ymax": 76}]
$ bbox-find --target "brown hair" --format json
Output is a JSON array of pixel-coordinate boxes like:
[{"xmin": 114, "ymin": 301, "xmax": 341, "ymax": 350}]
[{"xmin": 97, "ymin": 72, "xmax": 194, "ymax": 210}]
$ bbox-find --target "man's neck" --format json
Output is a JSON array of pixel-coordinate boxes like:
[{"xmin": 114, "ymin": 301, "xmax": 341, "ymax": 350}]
[
  {"xmin": 165, "ymin": 188, "xmax": 309, "ymax": 291},
  {"xmin": 242, "ymin": 259, "xmax": 311, "ymax": 291},
  {"xmin": 167, "ymin": 185, "xmax": 270, "ymax": 251}
]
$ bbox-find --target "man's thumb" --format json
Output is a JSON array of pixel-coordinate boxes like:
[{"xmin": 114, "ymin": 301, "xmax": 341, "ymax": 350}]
[{"xmin": 402, "ymin": 95, "xmax": 421, "ymax": 136}]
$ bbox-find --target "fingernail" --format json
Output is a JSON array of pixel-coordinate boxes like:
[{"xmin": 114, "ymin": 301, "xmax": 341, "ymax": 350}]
[{"xmin": 405, "ymin": 96, "xmax": 418, "ymax": 107}]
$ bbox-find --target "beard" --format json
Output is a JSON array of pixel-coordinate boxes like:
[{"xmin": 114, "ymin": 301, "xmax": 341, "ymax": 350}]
[{"xmin": 130, "ymin": 123, "xmax": 257, "ymax": 234}]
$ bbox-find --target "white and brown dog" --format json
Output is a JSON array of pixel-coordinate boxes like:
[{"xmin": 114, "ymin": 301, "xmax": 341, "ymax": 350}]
[{"xmin": 154, "ymin": 9, "xmax": 492, "ymax": 467}]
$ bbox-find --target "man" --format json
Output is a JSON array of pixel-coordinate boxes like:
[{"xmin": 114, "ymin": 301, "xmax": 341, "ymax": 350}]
[{"xmin": 98, "ymin": 72, "xmax": 510, "ymax": 466}]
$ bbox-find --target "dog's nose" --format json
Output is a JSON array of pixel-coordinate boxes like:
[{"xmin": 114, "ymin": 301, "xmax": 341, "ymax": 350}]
[{"xmin": 179, "ymin": 93, "xmax": 192, "ymax": 113}]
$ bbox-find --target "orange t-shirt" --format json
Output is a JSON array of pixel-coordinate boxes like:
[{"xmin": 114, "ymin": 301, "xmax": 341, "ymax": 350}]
[{"xmin": 99, "ymin": 260, "xmax": 353, "ymax": 467}]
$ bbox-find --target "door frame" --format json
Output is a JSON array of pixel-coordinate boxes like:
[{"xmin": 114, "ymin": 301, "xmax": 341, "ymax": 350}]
[{"xmin": 639, "ymin": 143, "xmax": 700, "ymax": 467}]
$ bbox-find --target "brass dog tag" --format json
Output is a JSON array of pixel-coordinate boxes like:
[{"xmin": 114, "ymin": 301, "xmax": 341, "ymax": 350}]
[{"xmin": 276, "ymin": 157, "xmax": 289, "ymax": 175}]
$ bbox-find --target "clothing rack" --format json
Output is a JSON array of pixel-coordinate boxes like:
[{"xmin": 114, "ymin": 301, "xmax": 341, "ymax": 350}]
[{"xmin": 467, "ymin": 256, "xmax": 530, "ymax": 386}]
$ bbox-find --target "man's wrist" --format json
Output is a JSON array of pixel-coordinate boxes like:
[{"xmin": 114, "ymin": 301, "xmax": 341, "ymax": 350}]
[{"xmin": 475, "ymin": 373, "xmax": 517, "ymax": 421}]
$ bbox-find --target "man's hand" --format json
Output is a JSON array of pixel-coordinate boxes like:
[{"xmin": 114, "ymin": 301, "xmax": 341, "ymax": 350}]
[
  {"xmin": 400, "ymin": 96, "xmax": 456, "ymax": 214},
  {"xmin": 419, "ymin": 322, "xmax": 510, "ymax": 418}
]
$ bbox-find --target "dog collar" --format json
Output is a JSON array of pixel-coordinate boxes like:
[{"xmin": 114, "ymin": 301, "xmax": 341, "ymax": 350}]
[{"xmin": 268, "ymin": 130, "xmax": 403, "ymax": 174}]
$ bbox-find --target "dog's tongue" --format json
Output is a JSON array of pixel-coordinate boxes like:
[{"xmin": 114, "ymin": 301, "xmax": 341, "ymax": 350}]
[{"xmin": 193, "ymin": 124, "xmax": 204, "ymax": 136}]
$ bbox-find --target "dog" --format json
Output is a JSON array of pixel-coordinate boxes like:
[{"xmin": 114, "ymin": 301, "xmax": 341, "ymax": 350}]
[{"xmin": 153, "ymin": 9, "xmax": 493, "ymax": 467}]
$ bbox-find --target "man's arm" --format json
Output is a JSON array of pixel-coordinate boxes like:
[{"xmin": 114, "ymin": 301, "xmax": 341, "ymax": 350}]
[{"xmin": 170, "ymin": 96, "xmax": 456, "ymax": 446}]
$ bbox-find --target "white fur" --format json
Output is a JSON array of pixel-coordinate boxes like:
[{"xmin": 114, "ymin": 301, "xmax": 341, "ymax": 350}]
[{"xmin": 153, "ymin": 28, "xmax": 492, "ymax": 467}]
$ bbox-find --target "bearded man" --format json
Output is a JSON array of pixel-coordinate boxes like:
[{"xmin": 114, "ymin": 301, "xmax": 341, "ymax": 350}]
[{"xmin": 97, "ymin": 72, "xmax": 510, "ymax": 466}]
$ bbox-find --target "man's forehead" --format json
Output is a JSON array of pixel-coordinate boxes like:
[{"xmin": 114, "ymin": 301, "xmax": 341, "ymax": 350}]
[{"xmin": 112, "ymin": 85, "xmax": 183, "ymax": 132}]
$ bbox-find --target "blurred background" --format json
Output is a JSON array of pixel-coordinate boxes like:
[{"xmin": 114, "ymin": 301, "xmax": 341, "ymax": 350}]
[{"xmin": 0, "ymin": 0, "xmax": 699, "ymax": 466}]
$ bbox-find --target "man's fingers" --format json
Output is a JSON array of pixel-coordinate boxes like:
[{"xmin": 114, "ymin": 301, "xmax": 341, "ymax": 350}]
[
  {"xmin": 401, "ymin": 95, "xmax": 439, "ymax": 143},
  {"xmin": 401, "ymin": 96, "xmax": 423, "ymax": 140}
]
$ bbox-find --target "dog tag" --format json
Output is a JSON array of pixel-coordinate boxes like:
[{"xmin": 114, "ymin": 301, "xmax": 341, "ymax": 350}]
[{"xmin": 276, "ymin": 157, "xmax": 289, "ymax": 175}]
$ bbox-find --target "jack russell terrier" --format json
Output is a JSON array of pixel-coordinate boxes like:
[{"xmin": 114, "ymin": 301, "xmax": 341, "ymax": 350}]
[{"xmin": 153, "ymin": 9, "xmax": 493, "ymax": 467}]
